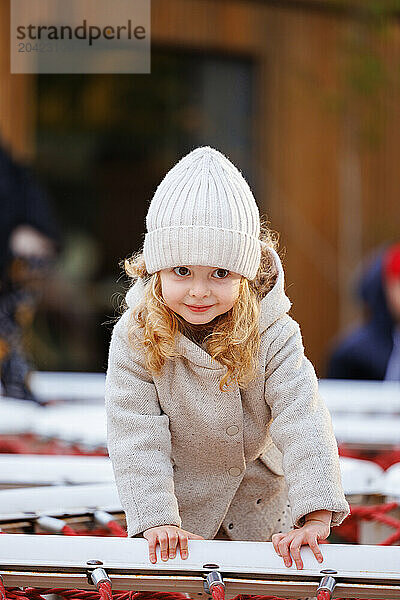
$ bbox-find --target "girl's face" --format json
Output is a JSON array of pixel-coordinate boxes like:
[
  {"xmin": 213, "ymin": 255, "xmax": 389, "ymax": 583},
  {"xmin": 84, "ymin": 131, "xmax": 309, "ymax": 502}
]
[{"xmin": 159, "ymin": 265, "xmax": 242, "ymax": 324}]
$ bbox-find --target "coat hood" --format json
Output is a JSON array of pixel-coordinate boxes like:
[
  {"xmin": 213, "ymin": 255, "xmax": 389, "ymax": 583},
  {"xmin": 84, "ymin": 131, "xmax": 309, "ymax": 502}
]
[
  {"xmin": 357, "ymin": 248, "xmax": 395, "ymax": 333},
  {"xmin": 124, "ymin": 247, "xmax": 292, "ymax": 368}
]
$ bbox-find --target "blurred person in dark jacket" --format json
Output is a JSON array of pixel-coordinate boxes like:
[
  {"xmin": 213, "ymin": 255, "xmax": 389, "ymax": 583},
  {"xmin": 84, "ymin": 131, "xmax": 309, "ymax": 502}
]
[
  {"xmin": 0, "ymin": 144, "xmax": 61, "ymax": 402},
  {"xmin": 326, "ymin": 242, "xmax": 400, "ymax": 381}
]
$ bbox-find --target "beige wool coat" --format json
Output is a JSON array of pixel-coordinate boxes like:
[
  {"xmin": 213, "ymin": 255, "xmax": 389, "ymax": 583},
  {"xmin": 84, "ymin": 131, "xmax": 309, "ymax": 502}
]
[{"xmin": 105, "ymin": 248, "xmax": 350, "ymax": 540}]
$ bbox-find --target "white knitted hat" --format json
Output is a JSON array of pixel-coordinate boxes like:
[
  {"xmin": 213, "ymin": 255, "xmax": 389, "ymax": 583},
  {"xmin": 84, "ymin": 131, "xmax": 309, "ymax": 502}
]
[{"xmin": 143, "ymin": 146, "xmax": 261, "ymax": 280}]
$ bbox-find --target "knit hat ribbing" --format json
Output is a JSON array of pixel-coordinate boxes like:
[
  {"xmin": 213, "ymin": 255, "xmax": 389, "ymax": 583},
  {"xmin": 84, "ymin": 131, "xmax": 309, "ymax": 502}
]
[{"xmin": 143, "ymin": 146, "xmax": 261, "ymax": 280}]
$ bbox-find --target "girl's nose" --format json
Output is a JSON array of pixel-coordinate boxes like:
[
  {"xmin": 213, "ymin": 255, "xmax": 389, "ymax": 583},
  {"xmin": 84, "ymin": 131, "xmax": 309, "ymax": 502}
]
[{"xmin": 189, "ymin": 285, "xmax": 211, "ymax": 297}]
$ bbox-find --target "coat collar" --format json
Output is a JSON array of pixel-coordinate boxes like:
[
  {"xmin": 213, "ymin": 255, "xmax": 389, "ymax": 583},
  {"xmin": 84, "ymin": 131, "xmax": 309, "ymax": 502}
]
[{"xmin": 125, "ymin": 247, "xmax": 292, "ymax": 370}]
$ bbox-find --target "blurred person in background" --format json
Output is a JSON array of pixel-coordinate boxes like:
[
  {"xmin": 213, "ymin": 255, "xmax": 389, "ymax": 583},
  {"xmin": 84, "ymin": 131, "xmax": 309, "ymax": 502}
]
[
  {"xmin": 327, "ymin": 242, "xmax": 400, "ymax": 381},
  {"xmin": 0, "ymin": 143, "xmax": 61, "ymax": 402}
]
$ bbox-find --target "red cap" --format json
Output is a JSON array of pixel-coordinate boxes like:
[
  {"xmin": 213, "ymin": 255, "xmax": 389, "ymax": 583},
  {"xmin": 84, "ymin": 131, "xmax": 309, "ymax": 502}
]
[{"xmin": 383, "ymin": 242, "xmax": 400, "ymax": 282}]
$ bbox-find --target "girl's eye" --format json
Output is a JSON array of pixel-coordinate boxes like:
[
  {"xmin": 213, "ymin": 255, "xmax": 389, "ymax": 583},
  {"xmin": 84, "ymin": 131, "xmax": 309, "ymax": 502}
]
[
  {"xmin": 172, "ymin": 267, "xmax": 229, "ymax": 279},
  {"xmin": 213, "ymin": 268, "xmax": 229, "ymax": 279},
  {"xmin": 173, "ymin": 267, "xmax": 190, "ymax": 277}
]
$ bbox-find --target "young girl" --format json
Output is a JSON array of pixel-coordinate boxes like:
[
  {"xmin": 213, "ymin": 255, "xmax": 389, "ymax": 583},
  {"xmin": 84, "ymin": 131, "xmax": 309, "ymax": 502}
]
[{"xmin": 105, "ymin": 146, "xmax": 350, "ymax": 571}]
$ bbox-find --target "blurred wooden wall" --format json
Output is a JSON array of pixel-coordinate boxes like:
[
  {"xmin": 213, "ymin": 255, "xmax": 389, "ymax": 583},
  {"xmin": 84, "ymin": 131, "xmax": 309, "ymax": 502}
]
[
  {"xmin": 1, "ymin": 0, "xmax": 400, "ymax": 374},
  {"xmin": 0, "ymin": 0, "xmax": 35, "ymax": 162}
]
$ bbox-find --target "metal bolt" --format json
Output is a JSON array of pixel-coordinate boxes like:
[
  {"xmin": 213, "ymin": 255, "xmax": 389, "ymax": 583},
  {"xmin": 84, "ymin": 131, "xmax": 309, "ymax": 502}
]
[
  {"xmin": 204, "ymin": 571, "xmax": 224, "ymax": 594},
  {"xmin": 320, "ymin": 569, "xmax": 337, "ymax": 575},
  {"xmin": 317, "ymin": 574, "xmax": 337, "ymax": 595},
  {"xmin": 90, "ymin": 567, "xmax": 111, "ymax": 588},
  {"xmin": 86, "ymin": 560, "xmax": 104, "ymax": 585}
]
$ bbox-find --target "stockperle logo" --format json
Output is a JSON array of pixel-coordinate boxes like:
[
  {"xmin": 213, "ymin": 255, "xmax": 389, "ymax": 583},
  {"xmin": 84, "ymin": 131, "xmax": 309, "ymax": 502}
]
[{"xmin": 11, "ymin": 0, "xmax": 150, "ymax": 74}]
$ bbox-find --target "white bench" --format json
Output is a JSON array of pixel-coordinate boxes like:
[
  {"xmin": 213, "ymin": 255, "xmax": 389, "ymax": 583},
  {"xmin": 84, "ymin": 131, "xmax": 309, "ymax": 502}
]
[{"xmin": 0, "ymin": 534, "xmax": 399, "ymax": 599}]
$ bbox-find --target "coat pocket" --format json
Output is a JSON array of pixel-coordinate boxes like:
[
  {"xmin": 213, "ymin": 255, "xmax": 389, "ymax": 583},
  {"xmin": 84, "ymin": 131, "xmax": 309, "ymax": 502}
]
[{"xmin": 258, "ymin": 442, "xmax": 284, "ymax": 477}]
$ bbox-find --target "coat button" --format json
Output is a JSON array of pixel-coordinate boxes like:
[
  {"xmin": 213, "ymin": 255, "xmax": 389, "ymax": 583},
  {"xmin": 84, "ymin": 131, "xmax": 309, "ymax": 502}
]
[
  {"xmin": 228, "ymin": 523, "xmax": 234, "ymax": 529},
  {"xmin": 226, "ymin": 425, "xmax": 239, "ymax": 436},
  {"xmin": 228, "ymin": 467, "xmax": 242, "ymax": 477}
]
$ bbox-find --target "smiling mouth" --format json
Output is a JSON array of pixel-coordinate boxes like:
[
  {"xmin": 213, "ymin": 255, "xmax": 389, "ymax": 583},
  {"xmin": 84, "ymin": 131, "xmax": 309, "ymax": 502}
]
[{"xmin": 185, "ymin": 304, "xmax": 213, "ymax": 310}]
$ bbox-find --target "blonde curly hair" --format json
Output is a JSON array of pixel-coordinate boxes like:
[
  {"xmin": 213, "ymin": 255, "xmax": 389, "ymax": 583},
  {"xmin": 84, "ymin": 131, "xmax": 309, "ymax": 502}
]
[{"xmin": 119, "ymin": 216, "xmax": 282, "ymax": 392}]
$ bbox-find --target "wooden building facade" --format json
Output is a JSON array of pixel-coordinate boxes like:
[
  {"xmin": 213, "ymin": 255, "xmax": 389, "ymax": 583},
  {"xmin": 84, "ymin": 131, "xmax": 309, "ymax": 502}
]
[{"xmin": 1, "ymin": 0, "xmax": 399, "ymax": 374}]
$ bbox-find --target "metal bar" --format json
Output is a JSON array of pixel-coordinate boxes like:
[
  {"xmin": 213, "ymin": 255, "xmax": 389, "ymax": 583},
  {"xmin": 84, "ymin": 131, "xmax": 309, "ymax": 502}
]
[{"xmin": 2, "ymin": 571, "xmax": 400, "ymax": 600}]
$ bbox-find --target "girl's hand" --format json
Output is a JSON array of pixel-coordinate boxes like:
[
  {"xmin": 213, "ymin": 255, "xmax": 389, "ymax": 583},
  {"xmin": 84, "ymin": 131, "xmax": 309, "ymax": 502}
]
[
  {"xmin": 272, "ymin": 519, "xmax": 330, "ymax": 570},
  {"xmin": 143, "ymin": 525, "xmax": 204, "ymax": 563}
]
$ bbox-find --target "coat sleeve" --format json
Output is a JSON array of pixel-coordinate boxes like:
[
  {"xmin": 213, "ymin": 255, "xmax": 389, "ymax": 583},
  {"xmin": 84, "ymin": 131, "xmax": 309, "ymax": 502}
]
[
  {"xmin": 264, "ymin": 316, "xmax": 350, "ymax": 529},
  {"xmin": 104, "ymin": 310, "xmax": 182, "ymax": 537}
]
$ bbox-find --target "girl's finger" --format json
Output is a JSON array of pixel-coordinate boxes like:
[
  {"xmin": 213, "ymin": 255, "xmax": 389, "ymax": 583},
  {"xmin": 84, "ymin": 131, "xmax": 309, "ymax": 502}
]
[
  {"xmin": 168, "ymin": 530, "xmax": 179, "ymax": 559},
  {"xmin": 158, "ymin": 533, "xmax": 169, "ymax": 562},
  {"xmin": 271, "ymin": 533, "xmax": 285, "ymax": 555},
  {"xmin": 278, "ymin": 537, "xmax": 292, "ymax": 567},
  {"xmin": 188, "ymin": 532, "xmax": 205, "ymax": 539},
  {"xmin": 178, "ymin": 533, "xmax": 189, "ymax": 559},
  {"xmin": 289, "ymin": 537, "xmax": 304, "ymax": 570},
  {"xmin": 307, "ymin": 536, "xmax": 324, "ymax": 564},
  {"xmin": 146, "ymin": 533, "xmax": 158, "ymax": 564}
]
